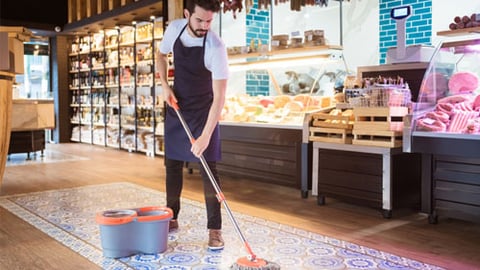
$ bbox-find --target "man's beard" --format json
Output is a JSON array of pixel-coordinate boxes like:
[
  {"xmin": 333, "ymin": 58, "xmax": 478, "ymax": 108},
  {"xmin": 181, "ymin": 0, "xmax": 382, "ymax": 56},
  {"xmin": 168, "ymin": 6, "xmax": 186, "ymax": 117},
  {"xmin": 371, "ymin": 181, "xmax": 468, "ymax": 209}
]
[{"xmin": 188, "ymin": 22, "xmax": 207, "ymax": 37}]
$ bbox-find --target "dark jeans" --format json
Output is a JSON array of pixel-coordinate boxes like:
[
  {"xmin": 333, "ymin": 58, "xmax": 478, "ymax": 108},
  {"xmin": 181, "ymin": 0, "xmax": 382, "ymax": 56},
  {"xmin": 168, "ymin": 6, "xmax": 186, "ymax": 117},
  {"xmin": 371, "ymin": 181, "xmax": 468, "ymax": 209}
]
[{"xmin": 165, "ymin": 157, "xmax": 222, "ymax": 230}]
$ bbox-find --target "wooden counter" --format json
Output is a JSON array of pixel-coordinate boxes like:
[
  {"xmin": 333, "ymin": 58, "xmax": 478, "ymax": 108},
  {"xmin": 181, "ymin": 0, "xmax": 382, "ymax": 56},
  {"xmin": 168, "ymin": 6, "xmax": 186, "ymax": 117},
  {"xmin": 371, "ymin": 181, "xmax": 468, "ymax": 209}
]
[
  {"xmin": 186, "ymin": 122, "xmax": 309, "ymax": 189},
  {"xmin": 0, "ymin": 72, "xmax": 14, "ymax": 184},
  {"xmin": 8, "ymin": 99, "xmax": 54, "ymax": 158},
  {"xmin": 11, "ymin": 99, "xmax": 54, "ymax": 131},
  {"xmin": 217, "ymin": 123, "xmax": 304, "ymax": 188},
  {"xmin": 311, "ymin": 141, "xmax": 421, "ymax": 218}
]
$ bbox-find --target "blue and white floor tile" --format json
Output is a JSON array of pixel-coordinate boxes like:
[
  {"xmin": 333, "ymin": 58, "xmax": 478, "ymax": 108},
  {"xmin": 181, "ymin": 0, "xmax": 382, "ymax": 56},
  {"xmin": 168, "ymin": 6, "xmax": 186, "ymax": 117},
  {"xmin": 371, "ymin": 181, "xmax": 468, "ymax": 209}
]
[{"xmin": 0, "ymin": 182, "xmax": 444, "ymax": 270}]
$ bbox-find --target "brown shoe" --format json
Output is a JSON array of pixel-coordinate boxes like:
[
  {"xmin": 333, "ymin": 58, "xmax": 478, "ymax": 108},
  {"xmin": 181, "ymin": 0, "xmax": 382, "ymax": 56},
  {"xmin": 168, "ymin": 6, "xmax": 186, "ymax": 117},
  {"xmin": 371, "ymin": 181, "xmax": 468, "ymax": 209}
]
[
  {"xmin": 169, "ymin": 219, "xmax": 178, "ymax": 232},
  {"xmin": 208, "ymin": 229, "xmax": 224, "ymax": 250}
]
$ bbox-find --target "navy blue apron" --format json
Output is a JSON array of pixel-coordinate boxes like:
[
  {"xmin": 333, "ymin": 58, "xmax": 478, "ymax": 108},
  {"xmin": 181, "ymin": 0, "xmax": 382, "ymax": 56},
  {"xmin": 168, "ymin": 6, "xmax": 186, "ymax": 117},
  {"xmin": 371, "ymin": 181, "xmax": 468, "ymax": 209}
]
[{"xmin": 164, "ymin": 24, "xmax": 221, "ymax": 162}]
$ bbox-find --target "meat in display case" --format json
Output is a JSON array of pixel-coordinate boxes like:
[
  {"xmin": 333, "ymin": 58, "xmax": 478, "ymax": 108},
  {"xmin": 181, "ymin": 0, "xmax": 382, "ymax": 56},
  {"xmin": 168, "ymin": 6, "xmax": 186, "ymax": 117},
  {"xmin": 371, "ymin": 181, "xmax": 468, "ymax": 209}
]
[{"xmin": 404, "ymin": 35, "xmax": 480, "ymax": 224}]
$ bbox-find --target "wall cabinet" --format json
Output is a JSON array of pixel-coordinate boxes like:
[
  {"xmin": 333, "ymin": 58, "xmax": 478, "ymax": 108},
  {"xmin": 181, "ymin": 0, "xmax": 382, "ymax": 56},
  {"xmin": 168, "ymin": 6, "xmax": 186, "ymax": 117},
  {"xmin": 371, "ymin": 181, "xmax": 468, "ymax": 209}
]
[{"xmin": 68, "ymin": 19, "xmax": 166, "ymax": 155}]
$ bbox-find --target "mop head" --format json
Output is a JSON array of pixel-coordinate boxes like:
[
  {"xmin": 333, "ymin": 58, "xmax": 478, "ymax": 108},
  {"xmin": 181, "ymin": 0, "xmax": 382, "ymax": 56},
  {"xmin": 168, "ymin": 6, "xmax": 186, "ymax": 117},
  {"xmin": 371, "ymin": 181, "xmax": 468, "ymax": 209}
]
[{"xmin": 230, "ymin": 256, "xmax": 281, "ymax": 270}]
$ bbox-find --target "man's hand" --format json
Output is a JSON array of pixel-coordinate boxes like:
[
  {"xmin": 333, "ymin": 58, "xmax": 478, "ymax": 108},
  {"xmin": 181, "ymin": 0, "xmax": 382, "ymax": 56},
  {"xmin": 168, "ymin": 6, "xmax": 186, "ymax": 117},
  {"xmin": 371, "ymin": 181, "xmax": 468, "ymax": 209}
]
[{"xmin": 191, "ymin": 134, "xmax": 210, "ymax": 157}]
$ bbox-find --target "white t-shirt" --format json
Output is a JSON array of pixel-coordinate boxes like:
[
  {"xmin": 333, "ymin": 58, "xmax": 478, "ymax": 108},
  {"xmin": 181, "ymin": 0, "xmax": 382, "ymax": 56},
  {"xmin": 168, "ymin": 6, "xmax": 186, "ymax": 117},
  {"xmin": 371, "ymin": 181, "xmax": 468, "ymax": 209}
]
[{"xmin": 160, "ymin": 19, "xmax": 229, "ymax": 80}]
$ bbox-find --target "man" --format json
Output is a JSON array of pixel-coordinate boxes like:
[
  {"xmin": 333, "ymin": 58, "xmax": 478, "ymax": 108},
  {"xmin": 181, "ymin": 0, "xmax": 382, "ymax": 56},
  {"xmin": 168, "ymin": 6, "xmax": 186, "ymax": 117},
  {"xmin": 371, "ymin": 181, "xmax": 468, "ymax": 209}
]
[{"xmin": 156, "ymin": 0, "xmax": 229, "ymax": 250}]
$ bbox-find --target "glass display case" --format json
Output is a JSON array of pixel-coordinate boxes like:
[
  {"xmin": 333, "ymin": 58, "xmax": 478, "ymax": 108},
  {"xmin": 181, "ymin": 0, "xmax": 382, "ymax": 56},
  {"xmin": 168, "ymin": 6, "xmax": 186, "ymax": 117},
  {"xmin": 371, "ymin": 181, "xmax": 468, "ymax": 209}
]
[
  {"xmin": 222, "ymin": 46, "xmax": 348, "ymax": 128},
  {"xmin": 405, "ymin": 36, "xmax": 480, "ymax": 156},
  {"xmin": 404, "ymin": 34, "xmax": 480, "ymax": 224}
]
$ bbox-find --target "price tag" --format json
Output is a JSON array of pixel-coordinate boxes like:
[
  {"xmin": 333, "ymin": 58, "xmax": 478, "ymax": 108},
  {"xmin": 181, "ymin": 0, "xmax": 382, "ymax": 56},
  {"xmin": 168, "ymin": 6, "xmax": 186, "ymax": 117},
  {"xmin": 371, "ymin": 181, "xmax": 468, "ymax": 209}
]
[
  {"xmin": 423, "ymin": 117, "xmax": 436, "ymax": 125},
  {"xmin": 291, "ymin": 30, "xmax": 301, "ymax": 37}
]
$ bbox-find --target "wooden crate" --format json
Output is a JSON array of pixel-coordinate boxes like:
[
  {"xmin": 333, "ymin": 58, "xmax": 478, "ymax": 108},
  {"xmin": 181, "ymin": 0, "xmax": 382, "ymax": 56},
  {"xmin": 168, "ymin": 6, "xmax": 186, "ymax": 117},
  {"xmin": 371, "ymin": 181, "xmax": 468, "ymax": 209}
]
[
  {"xmin": 352, "ymin": 129, "xmax": 403, "ymax": 148},
  {"xmin": 353, "ymin": 107, "xmax": 408, "ymax": 132},
  {"xmin": 309, "ymin": 127, "xmax": 353, "ymax": 144},
  {"xmin": 311, "ymin": 113, "xmax": 353, "ymax": 129},
  {"xmin": 311, "ymin": 109, "xmax": 354, "ymax": 129}
]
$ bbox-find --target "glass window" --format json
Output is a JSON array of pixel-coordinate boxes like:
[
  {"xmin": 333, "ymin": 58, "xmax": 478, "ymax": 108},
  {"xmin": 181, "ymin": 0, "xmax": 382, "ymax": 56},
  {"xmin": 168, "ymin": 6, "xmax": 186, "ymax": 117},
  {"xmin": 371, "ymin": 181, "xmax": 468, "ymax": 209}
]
[{"xmin": 14, "ymin": 41, "xmax": 52, "ymax": 99}]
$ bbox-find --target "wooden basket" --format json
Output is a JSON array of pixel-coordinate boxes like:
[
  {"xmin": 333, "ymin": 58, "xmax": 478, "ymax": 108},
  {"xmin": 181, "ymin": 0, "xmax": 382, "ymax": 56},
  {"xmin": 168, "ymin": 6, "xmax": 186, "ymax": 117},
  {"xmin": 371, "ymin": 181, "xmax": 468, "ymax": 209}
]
[
  {"xmin": 309, "ymin": 126, "xmax": 353, "ymax": 144},
  {"xmin": 352, "ymin": 107, "xmax": 408, "ymax": 147},
  {"xmin": 353, "ymin": 107, "xmax": 408, "ymax": 132}
]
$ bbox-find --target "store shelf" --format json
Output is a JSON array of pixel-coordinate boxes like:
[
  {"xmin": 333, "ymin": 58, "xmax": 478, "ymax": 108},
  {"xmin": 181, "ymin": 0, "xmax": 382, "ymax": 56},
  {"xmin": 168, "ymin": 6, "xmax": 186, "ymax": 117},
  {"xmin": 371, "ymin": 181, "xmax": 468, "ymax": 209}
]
[
  {"xmin": 228, "ymin": 45, "xmax": 343, "ymax": 67},
  {"xmin": 437, "ymin": 26, "xmax": 480, "ymax": 36},
  {"xmin": 68, "ymin": 19, "xmax": 164, "ymax": 156}
]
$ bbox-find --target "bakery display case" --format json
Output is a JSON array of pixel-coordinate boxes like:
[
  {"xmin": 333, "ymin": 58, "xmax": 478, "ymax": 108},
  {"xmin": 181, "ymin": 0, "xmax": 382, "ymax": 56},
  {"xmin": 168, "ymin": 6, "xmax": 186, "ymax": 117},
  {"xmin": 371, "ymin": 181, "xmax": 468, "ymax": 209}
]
[
  {"xmin": 215, "ymin": 45, "xmax": 348, "ymax": 190},
  {"xmin": 404, "ymin": 32, "xmax": 480, "ymax": 224}
]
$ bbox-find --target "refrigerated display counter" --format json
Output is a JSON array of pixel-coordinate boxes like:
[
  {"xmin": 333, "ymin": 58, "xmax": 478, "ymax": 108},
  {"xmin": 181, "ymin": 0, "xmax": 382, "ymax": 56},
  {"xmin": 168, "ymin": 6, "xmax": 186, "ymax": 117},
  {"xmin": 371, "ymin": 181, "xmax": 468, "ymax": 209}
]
[{"xmin": 404, "ymin": 33, "xmax": 480, "ymax": 224}]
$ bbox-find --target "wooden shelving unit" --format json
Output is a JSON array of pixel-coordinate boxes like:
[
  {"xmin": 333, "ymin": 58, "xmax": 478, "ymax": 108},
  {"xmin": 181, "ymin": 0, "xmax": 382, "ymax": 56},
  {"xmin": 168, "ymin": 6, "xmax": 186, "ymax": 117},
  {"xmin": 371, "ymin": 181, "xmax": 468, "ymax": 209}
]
[
  {"xmin": 228, "ymin": 45, "xmax": 344, "ymax": 66},
  {"xmin": 437, "ymin": 26, "xmax": 480, "ymax": 36}
]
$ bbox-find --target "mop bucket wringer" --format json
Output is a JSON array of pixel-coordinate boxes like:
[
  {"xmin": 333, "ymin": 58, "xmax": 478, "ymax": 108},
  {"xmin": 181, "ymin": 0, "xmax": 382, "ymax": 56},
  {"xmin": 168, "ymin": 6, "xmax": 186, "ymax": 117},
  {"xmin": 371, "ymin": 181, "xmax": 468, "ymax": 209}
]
[{"xmin": 96, "ymin": 206, "xmax": 173, "ymax": 258}]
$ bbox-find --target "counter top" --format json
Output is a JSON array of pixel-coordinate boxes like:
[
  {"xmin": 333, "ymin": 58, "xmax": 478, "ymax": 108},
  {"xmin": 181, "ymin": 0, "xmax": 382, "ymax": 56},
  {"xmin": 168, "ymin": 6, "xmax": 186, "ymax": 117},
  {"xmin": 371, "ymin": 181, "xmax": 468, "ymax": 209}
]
[
  {"xmin": 13, "ymin": 98, "xmax": 54, "ymax": 104},
  {"xmin": 220, "ymin": 120, "xmax": 302, "ymax": 130}
]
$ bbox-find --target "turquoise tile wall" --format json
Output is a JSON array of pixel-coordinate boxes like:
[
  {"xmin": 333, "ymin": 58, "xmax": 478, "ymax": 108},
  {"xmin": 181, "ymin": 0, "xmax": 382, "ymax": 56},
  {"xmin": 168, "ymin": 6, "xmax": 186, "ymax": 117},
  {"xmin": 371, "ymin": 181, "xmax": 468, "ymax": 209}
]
[
  {"xmin": 245, "ymin": 3, "xmax": 270, "ymax": 96},
  {"xmin": 379, "ymin": 0, "xmax": 432, "ymax": 64}
]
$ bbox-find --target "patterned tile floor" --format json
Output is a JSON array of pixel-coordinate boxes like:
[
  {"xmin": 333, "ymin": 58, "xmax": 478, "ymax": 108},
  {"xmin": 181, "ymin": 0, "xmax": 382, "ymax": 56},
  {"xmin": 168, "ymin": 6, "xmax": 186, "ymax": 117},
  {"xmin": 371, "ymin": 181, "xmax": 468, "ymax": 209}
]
[{"xmin": 0, "ymin": 182, "xmax": 444, "ymax": 270}]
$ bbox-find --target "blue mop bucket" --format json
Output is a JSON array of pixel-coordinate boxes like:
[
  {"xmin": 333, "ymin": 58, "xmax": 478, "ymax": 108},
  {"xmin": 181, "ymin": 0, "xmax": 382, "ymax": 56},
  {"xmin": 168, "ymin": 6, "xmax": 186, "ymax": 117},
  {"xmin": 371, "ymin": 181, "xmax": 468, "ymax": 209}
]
[{"xmin": 96, "ymin": 206, "xmax": 173, "ymax": 258}]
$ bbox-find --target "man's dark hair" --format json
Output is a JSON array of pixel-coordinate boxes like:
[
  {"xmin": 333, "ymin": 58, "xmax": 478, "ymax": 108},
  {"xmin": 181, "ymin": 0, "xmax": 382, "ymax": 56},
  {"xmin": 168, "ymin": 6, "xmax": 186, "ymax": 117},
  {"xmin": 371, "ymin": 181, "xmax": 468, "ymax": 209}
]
[{"xmin": 185, "ymin": 0, "xmax": 221, "ymax": 14}]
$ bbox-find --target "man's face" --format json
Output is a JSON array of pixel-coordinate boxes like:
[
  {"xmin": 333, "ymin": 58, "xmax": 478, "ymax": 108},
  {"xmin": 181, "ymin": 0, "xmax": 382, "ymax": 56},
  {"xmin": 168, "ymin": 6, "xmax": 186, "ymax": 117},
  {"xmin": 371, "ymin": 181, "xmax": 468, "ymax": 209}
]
[{"xmin": 185, "ymin": 6, "xmax": 214, "ymax": 38}]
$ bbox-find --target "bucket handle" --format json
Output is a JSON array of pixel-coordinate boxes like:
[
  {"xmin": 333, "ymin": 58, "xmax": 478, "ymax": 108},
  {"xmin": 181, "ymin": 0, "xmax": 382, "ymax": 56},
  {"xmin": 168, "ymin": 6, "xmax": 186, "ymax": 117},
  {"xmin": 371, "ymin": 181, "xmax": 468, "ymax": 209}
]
[{"xmin": 135, "ymin": 206, "xmax": 173, "ymax": 222}]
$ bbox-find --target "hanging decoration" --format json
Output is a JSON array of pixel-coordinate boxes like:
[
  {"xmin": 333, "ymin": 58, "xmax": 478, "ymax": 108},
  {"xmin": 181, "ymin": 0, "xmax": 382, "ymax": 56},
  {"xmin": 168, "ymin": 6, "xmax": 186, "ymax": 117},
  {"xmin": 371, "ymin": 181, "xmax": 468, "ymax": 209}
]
[
  {"xmin": 220, "ymin": 0, "xmax": 352, "ymax": 17},
  {"xmin": 220, "ymin": 0, "xmax": 244, "ymax": 18}
]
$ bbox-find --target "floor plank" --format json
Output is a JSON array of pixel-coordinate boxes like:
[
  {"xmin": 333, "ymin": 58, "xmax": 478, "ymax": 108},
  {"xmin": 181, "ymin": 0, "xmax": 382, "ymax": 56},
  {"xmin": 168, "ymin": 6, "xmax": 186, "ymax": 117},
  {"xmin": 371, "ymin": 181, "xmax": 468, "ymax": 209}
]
[{"xmin": 1, "ymin": 143, "xmax": 480, "ymax": 270}]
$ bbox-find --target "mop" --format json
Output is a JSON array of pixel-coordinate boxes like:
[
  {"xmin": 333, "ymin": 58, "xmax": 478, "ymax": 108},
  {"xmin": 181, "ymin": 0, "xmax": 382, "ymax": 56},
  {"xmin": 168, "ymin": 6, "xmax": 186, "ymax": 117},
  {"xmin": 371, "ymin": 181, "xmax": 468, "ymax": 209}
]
[{"xmin": 171, "ymin": 100, "xmax": 281, "ymax": 270}]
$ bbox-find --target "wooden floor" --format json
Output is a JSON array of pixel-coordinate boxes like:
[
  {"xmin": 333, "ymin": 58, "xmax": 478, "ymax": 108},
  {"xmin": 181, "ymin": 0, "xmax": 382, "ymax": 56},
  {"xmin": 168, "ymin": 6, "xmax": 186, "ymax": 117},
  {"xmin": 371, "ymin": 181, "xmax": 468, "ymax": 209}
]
[{"xmin": 1, "ymin": 143, "xmax": 480, "ymax": 270}]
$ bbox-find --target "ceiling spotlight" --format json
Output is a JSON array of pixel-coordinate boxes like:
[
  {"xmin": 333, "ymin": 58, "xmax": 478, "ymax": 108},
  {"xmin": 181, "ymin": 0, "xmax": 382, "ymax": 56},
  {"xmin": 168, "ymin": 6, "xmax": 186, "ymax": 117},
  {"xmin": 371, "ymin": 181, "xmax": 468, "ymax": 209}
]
[{"xmin": 54, "ymin": 26, "xmax": 62, "ymax": 32}]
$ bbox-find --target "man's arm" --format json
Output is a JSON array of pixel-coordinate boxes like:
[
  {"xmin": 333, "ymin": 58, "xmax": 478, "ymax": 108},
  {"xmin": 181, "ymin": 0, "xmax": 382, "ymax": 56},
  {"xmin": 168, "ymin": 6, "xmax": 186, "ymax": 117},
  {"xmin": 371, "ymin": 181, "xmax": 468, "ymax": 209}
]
[
  {"xmin": 190, "ymin": 79, "xmax": 227, "ymax": 157},
  {"xmin": 156, "ymin": 52, "xmax": 176, "ymax": 106}
]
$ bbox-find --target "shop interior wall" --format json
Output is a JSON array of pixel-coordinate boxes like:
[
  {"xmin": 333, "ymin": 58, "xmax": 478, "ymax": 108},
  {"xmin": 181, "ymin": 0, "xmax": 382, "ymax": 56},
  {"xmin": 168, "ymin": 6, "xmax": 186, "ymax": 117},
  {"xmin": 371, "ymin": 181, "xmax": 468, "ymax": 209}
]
[
  {"xmin": 216, "ymin": 1, "xmax": 379, "ymax": 97},
  {"xmin": 215, "ymin": 0, "xmax": 480, "ymax": 98},
  {"xmin": 431, "ymin": 0, "xmax": 480, "ymax": 45}
]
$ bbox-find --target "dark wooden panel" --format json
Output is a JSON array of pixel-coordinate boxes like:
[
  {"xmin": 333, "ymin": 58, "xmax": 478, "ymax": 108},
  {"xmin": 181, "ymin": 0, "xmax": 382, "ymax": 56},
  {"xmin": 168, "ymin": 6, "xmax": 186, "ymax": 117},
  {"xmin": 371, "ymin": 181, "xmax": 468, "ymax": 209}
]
[
  {"xmin": 435, "ymin": 159, "xmax": 480, "ymax": 185},
  {"xmin": 8, "ymin": 131, "xmax": 46, "ymax": 155},
  {"xmin": 217, "ymin": 164, "xmax": 295, "ymax": 187},
  {"xmin": 220, "ymin": 125, "xmax": 301, "ymax": 145},
  {"xmin": 435, "ymin": 169, "xmax": 480, "ymax": 185},
  {"xmin": 221, "ymin": 140, "xmax": 297, "ymax": 162},
  {"xmin": 435, "ymin": 200, "xmax": 480, "ymax": 223},
  {"xmin": 392, "ymin": 153, "xmax": 422, "ymax": 209},
  {"xmin": 429, "ymin": 154, "xmax": 480, "ymax": 223},
  {"xmin": 435, "ymin": 180, "xmax": 480, "ymax": 206},
  {"xmin": 318, "ymin": 169, "xmax": 381, "ymax": 191},
  {"xmin": 319, "ymin": 149, "xmax": 382, "ymax": 176},
  {"xmin": 412, "ymin": 136, "xmax": 480, "ymax": 159},
  {"xmin": 318, "ymin": 184, "xmax": 382, "ymax": 207},
  {"xmin": 217, "ymin": 125, "xmax": 303, "ymax": 188},
  {"xmin": 220, "ymin": 152, "xmax": 297, "ymax": 177},
  {"xmin": 316, "ymin": 148, "xmax": 421, "ymax": 212}
]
